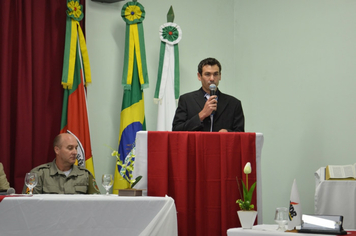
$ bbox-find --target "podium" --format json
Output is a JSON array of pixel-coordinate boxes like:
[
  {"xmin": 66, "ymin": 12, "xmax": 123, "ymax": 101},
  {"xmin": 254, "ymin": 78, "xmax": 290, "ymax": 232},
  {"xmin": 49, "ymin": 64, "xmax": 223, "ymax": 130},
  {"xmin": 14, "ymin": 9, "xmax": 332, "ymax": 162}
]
[
  {"xmin": 133, "ymin": 131, "xmax": 264, "ymax": 236},
  {"xmin": 315, "ymin": 167, "xmax": 356, "ymax": 229}
]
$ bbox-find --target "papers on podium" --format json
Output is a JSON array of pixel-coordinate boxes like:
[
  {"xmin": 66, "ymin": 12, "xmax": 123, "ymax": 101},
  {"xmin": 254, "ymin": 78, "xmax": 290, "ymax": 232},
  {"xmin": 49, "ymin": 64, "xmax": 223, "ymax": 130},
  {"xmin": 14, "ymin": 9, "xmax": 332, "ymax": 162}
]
[{"xmin": 326, "ymin": 163, "xmax": 356, "ymax": 180}]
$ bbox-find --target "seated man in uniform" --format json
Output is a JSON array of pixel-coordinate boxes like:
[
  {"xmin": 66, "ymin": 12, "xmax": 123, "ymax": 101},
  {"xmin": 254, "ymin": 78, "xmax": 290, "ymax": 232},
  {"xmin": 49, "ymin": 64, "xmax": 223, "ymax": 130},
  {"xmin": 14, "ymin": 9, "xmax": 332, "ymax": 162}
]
[
  {"xmin": 0, "ymin": 162, "xmax": 10, "ymax": 191},
  {"xmin": 22, "ymin": 133, "xmax": 100, "ymax": 194}
]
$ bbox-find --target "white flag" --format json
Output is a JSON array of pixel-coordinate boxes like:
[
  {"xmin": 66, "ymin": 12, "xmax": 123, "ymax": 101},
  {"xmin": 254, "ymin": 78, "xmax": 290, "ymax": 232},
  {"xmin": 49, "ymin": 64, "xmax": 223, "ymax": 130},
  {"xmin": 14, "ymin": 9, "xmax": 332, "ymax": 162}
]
[
  {"xmin": 156, "ymin": 45, "xmax": 177, "ymax": 131},
  {"xmin": 154, "ymin": 23, "xmax": 182, "ymax": 131},
  {"xmin": 288, "ymin": 179, "xmax": 302, "ymax": 230}
]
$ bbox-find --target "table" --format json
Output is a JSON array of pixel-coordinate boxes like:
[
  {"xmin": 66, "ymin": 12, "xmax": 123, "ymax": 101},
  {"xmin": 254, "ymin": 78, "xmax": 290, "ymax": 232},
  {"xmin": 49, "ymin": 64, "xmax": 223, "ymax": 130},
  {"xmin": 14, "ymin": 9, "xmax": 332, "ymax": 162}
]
[
  {"xmin": 133, "ymin": 131, "xmax": 264, "ymax": 236},
  {"xmin": 0, "ymin": 194, "xmax": 178, "ymax": 236},
  {"xmin": 315, "ymin": 167, "xmax": 356, "ymax": 229},
  {"xmin": 227, "ymin": 224, "xmax": 356, "ymax": 236}
]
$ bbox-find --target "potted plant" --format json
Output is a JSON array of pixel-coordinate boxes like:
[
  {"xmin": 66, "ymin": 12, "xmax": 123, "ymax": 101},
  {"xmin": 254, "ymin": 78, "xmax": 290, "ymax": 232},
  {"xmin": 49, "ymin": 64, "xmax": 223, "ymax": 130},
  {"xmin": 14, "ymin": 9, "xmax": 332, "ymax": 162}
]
[
  {"xmin": 110, "ymin": 143, "xmax": 143, "ymax": 196},
  {"xmin": 236, "ymin": 162, "xmax": 257, "ymax": 229}
]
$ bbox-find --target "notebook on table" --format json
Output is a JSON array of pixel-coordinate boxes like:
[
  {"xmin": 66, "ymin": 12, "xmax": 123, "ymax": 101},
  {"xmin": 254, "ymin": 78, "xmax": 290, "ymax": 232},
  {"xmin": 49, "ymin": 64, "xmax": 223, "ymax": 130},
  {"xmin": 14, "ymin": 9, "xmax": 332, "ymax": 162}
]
[{"xmin": 299, "ymin": 214, "xmax": 347, "ymax": 235}]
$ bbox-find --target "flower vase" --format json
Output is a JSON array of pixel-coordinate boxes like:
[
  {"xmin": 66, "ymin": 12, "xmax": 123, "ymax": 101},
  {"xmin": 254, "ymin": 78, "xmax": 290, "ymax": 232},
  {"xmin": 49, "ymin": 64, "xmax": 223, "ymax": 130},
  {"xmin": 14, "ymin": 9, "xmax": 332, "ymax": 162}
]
[{"xmin": 237, "ymin": 210, "xmax": 257, "ymax": 229}]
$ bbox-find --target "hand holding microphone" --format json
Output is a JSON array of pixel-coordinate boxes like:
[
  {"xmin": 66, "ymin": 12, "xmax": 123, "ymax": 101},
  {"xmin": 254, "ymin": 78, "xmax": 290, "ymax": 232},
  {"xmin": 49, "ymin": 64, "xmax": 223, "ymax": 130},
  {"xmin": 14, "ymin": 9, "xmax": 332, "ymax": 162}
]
[
  {"xmin": 209, "ymin": 84, "xmax": 217, "ymax": 115},
  {"xmin": 198, "ymin": 84, "xmax": 218, "ymax": 121}
]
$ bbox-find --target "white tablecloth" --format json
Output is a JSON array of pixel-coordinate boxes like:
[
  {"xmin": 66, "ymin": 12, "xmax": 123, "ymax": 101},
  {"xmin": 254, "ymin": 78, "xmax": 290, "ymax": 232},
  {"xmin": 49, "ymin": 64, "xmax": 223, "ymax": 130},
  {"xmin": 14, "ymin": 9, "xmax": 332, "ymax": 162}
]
[
  {"xmin": 314, "ymin": 167, "xmax": 356, "ymax": 229},
  {"xmin": 0, "ymin": 194, "xmax": 178, "ymax": 236},
  {"xmin": 133, "ymin": 131, "xmax": 264, "ymax": 224},
  {"xmin": 227, "ymin": 224, "xmax": 349, "ymax": 236}
]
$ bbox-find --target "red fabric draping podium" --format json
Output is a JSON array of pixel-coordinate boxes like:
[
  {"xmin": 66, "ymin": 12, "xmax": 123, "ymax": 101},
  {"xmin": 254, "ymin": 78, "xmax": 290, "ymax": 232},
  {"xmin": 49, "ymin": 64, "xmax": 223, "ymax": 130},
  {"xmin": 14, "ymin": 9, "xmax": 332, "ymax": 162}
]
[{"xmin": 146, "ymin": 132, "xmax": 257, "ymax": 236}]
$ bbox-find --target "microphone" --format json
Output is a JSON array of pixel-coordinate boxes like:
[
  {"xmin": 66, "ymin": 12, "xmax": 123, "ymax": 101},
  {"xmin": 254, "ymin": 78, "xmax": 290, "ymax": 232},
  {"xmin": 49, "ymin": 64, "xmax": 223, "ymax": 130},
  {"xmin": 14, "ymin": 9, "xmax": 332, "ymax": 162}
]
[
  {"xmin": 209, "ymin": 84, "xmax": 217, "ymax": 115},
  {"xmin": 209, "ymin": 84, "xmax": 217, "ymax": 97}
]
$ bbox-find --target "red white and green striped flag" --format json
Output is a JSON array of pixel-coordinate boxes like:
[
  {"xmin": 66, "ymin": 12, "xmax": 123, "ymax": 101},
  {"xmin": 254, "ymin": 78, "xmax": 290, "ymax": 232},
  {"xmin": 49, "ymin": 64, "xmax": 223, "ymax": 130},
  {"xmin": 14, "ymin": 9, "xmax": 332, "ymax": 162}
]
[{"xmin": 60, "ymin": 0, "xmax": 95, "ymax": 176}]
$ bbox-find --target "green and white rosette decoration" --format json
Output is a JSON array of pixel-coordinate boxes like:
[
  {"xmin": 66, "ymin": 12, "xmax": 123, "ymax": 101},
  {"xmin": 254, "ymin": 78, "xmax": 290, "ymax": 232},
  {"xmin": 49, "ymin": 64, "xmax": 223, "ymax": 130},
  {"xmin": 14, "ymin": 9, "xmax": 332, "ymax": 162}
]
[
  {"xmin": 154, "ymin": 22, "xmax": 182, "ymax": 131},
  {"xmin": 121, "ymin": 1, "xmax": 149, "ymax": 90}
]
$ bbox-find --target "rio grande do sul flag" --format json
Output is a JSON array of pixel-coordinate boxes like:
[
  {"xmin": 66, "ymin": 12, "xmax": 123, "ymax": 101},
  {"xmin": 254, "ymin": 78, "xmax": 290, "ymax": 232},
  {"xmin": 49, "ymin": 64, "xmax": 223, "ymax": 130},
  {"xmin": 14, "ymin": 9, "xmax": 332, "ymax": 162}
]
[
  {"xmin": 60, "ymin": 0, "xmax": 95, "ymax": 176},
  {"xmin": 288, "ymin": 179, "xmax": 302, "ymax": 230}
]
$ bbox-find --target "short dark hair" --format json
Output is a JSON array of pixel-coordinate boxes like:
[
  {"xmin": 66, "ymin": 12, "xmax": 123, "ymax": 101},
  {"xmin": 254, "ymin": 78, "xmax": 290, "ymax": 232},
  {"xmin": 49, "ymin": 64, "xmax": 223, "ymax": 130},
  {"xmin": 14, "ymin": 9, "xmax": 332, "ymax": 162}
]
[{"xmin": 198, "ymin": 58, "xmax": 222, "ymax": 75}]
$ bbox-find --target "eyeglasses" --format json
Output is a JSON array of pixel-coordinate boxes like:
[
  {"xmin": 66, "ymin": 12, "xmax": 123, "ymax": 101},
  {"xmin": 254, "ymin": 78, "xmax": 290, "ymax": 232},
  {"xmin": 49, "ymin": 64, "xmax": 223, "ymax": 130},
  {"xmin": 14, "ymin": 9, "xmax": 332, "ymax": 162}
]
[{"xmin": 203, "ymin": 72, "xmax": 221, "ymax": 78}]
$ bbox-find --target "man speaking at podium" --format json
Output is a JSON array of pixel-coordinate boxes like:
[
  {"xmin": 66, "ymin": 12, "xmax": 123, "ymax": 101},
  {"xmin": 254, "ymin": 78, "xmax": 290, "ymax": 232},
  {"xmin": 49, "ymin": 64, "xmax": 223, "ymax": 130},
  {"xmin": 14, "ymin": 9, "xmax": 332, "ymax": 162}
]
[{"xmin": 172, "ymin": 57, "xmax": 245, "ymax": 132}]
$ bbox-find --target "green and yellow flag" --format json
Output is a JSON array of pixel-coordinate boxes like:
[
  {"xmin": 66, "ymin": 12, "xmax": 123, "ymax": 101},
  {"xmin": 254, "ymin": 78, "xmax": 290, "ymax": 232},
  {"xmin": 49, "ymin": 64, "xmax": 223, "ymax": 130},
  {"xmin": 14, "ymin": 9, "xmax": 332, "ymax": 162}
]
[{"xmin": 113, "ymin": 1, "xmax": 148, "ymax": 193}]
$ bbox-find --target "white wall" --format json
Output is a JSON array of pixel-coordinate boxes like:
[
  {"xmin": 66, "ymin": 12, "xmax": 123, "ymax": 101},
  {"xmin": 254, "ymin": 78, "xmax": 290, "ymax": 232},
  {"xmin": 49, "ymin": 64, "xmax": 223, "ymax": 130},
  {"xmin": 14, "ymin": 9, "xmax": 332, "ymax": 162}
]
[
  {"xmin": 86, "ymin": 0, "xmax": 356, "ymax": 225},
  {"xmin": 235, "ymin": 0, "xmax": 356, "ymax": 223}
]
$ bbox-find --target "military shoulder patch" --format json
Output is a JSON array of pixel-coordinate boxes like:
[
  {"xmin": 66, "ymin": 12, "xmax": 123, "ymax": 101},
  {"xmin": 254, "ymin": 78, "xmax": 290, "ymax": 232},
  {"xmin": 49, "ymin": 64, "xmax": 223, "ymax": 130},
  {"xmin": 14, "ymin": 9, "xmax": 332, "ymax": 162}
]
[{"xmin": 92, "ymin": 178, "xmax": 100, "ymax": 192}]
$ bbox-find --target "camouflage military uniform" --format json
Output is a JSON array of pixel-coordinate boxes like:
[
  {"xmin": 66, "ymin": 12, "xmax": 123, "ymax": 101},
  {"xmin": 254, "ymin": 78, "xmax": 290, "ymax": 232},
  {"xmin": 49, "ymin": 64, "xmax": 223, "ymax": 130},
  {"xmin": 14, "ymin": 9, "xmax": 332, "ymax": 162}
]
[{"xmin": 22, "ymin": 159, "xmax": 100, "ymax": 194}]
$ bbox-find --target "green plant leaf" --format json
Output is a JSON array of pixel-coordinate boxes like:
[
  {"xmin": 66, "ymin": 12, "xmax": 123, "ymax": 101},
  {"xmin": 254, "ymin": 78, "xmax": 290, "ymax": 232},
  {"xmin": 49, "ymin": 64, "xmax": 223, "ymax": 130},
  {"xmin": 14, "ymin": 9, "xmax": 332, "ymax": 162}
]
[
  {"xmin": 131, "ymin": 175, "xmax": 142, "ymax": 188},
  {"xmin": 238, "ymin": 180, "xmax": 256, "ymax": 210},
  {"xmin": 241, "ymin": 181, "xmax": 248, "ymax": 199},
  {"xmin": 245, "ymin": 182, "xmax": 256, "ymax": 203}
]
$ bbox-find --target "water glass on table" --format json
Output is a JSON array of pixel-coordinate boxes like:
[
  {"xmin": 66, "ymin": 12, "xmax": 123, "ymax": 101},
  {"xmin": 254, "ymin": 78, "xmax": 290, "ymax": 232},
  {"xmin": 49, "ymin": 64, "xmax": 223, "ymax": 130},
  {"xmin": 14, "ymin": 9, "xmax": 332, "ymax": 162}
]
[
  {"xmin": 102, "ymin": 174, "xmax": 113, "ymax": 195},
  {"xmin": 25, "ymin": 173, "xmax": 38, "ymax": 194},
  {"xmin": 275, "ymin": 207, "xmax": 288, "ymax": 231}
]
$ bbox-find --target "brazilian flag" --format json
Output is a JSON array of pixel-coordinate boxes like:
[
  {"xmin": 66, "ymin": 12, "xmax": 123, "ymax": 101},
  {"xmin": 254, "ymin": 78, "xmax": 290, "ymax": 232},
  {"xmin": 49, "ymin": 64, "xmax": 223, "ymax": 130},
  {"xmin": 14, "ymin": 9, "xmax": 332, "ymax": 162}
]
[{"xmin": 113, "ymin": 1, "xmax": 148, "ymax": 193}]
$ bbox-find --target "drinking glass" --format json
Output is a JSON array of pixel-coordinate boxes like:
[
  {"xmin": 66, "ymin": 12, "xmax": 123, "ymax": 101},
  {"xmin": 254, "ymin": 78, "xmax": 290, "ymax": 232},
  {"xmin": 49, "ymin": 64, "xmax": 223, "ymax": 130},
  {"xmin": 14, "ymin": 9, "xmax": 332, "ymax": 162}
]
[
  {"xmin": 25, "ymin": 173, "xmax": 38, "ymax": 195},
  {"xmin": 102, "ymin": 174, "xmax": 113, "ymax": 195},
  {"xmin": 275, "ymin": 207, "xmax": 289, "ymax": 231}
]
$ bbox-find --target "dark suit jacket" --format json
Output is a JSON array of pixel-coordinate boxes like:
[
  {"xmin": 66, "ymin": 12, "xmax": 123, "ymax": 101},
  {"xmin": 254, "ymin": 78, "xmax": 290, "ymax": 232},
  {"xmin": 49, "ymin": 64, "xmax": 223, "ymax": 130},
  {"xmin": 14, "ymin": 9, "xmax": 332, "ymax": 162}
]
[{"xmin": 172, "ymin": 88, "xmax": 244, "ymax": 132}]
